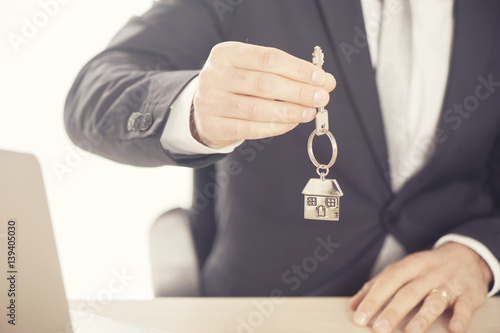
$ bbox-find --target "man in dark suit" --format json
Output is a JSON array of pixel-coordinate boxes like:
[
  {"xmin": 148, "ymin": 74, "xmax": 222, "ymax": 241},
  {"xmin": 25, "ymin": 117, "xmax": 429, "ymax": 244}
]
[{"xmin": 65, "ymin": 1, "xmax": 500, "ymax": 332}]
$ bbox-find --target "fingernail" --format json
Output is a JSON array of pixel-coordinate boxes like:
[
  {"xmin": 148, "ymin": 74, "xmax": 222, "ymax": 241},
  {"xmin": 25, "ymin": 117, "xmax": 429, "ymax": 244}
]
[
  {"xmin": 354, "ymin": 311, "xmax": 368, "ymax": 326},
  {"xmin": 407, "ymin": 321, "xmax": 422, "ymax": 333},
  {"xmin": 450, "ymin": 320, "xmax": 464, "ymax": 332},
  {"xmin": 314, "ymin": 90, "xmax": 329, "ymax": 106},
  {"xmin": 373, "ymin": 319, "xmax": 391, "ymax": 333},
  {"xmin": 312, "ymin": 70, "xmax": 326, "ymax": 85},
  {"xmin": 302, "ymin": 108, "xmax": 316, "ymax": 121}
]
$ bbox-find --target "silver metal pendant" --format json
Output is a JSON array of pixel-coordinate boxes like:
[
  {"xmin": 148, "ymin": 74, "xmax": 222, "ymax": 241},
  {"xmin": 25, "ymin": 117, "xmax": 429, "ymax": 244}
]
[{"xmin": 302, "ymin": 178, "xmax": 343, "ymax": 221}]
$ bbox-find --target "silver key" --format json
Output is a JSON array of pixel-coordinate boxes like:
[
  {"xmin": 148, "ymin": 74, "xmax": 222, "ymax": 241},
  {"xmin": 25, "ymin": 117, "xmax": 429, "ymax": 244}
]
[
  {"xmin": 312, "ymin": 46, "xmax": 329, "ymax": 135},
  {"xmin": 301, "ymin": 46, "xmax": 343, "ymax": 222}
]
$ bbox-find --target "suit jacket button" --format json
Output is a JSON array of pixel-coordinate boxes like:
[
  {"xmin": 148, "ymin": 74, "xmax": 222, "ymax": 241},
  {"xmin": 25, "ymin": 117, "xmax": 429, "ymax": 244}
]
[
  {"xmin": 139, "ymin": 113, "xmax": 152, "ymax": 131},
  {"xmin": 127, "ymin": 112, "xmax": 142, "ymax": 131},
  {"xmin": 127, "ymin": 112, "xmax": 152, "ymax": 131}
]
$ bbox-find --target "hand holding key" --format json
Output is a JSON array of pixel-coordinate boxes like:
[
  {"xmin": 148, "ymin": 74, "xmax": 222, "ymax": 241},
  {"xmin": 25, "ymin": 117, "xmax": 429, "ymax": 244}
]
[{"xmin": 191, "ymin": 41, "xmax": 337, "ymax": 148}]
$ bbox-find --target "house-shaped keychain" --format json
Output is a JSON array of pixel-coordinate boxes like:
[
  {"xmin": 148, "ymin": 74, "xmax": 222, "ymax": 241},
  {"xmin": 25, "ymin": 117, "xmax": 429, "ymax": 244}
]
[{"xmin": 302, "ymin": 178, "xmax": 343, "ymax": 221}]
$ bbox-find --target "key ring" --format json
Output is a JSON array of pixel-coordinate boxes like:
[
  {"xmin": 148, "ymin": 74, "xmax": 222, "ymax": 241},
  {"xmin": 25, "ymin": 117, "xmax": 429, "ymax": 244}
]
[{"xmin": 307, "ymin": 129, "xmax": 338, "ymax": 171}]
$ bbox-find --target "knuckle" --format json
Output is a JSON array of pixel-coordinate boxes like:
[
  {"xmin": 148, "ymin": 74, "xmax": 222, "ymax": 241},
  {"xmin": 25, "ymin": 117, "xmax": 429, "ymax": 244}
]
[
  {"xmin": 260, "ymin": 122, "xmax": 280, "ymax": 138},
  {"xmin": 208, "ymin": 43, "xmax": 224, "ymax": 59},
  {"xmin": 226, "ymin": 68, "xmax": 248, "ymax": 84},
  {"xmin": 209, "ymin": 41, "xmax": 241, "ymax": 64},
  {"xmin": 223, "ymin": 122, "xmax": 239, "ymax": 139},
  {"xmin": 260, "ymin": 47, "xmax": 278, "ymax": 68},
  {"xmin": 247, "ymin": 101, "xmax": 261, "ymax": 121},
  {"xmin": 197, "ymin": 115, "xmax": 214, "ymax": 137},
  {"xmin": 372, "ymin": 277, "xmax": 391, "ymax": 292},
  {"xmin": 359, "ymin": 298, "xmax": 377, "ymax": 314},
  {"xmin": 226, "ymin": 98, "xmax": 244, "ymax": 117},
  {"xmin": 279, "ymin": 106, "xmax": 299, "ymax": 123},
  {"xmin": 444, "ymin": 279, "xmax": 465, "ymax": 298},
  {"xmin": 426, "ymin": 296, "xmax": 448, "ymax": 315},
  {"xmin": 297, "ymin": 63, "xmax": 312, "ymax": 82},
  {"xmin": 272, "ymin": 125, "xmax": 291, "ymax": 138},
  {"xmin": 396, "ymin": 286, "xmax": 418, "ymax": 301},
  {"xmin": 199, "ymin": 64, "xmax": 218, "ymax": 84},
  {"xmin": 193, "ymin": 92, "xmax": 212, "ymax": 117},
  {"xmin": 254, "ymin": 73, "xmax": 271, "ymax": 95},
  {"xmin": 381, "ymin": 308, "xmax": 400, "ymax": 322},
  {"xmin": 211, "ymin": 41, "xmax": 231, "ymax": 55},
  {"xmin": 297, "ymin": 85, "xmax": 311, "ymax": 103},
  {"xmin": 361, "ymin": 280, "xmax": 374, "ymax": 292}
]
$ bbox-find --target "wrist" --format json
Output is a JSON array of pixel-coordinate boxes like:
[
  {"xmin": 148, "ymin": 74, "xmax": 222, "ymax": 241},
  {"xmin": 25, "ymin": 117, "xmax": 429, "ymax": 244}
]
[{"xmin": 442, "ymin": 242, "xmax": 493, "ymax": 287}]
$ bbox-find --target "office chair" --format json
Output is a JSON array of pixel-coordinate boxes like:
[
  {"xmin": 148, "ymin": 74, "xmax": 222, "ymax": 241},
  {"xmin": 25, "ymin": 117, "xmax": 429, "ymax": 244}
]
[{"xmin": 149, "ymin": 166, "xmax": 217, "ymax": 297}]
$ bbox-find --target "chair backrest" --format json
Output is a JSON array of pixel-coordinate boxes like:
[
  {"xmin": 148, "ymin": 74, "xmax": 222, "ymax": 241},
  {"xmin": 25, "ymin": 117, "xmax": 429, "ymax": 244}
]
[
  {"xmin": 150, "ymin": 207, "xmax": 200, "ymax": 296},
  {"xmin": 149, "ymin": 165, "xmax": 218, "ymax": 297}
]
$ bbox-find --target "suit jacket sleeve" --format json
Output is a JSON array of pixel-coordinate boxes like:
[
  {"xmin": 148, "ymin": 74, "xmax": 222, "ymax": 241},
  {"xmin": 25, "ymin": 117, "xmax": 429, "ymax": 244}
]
[
  {"xmin": 64, "ymin": 0, "xmax": 227, "ymax": 167},
  {"xmin": 447, "ymin": 131, "xmax": 500, "ymax": 294}
]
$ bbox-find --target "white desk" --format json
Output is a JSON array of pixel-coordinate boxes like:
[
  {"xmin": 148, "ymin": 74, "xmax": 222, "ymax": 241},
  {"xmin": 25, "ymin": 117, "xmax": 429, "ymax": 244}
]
[{"xmin": 70, "ymin": 297, "xmax": 500, "ymax": 332}]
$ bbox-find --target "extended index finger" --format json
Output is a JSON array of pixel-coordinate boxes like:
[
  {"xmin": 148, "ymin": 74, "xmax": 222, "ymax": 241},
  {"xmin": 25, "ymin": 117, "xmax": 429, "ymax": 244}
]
[{"xmin": 219, "ymin": 42, "xmax": 333, "ymax": 87}]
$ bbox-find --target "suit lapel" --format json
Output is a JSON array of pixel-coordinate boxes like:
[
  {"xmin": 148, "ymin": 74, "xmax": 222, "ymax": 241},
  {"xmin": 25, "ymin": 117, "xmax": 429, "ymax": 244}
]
[
  {"xmin": 316, "ymin": 0, "xmax": 392, "ymax": 191},
  {"xmin": 393, "ymin": 0, "xmax": 499, "ymax": 202}
]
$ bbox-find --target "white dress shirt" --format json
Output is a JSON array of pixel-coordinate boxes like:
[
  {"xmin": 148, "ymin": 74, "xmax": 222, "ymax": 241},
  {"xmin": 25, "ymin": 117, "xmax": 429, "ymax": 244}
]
[{"xmin": 160, "ymin": 0, "xmax": 500, "ymax": 296}]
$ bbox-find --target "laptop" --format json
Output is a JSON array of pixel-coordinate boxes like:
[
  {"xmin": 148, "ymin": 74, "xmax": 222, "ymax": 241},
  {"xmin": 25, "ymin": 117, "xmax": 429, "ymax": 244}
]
[{"xmin": 0, "ymin": 150, "xmax": 168, "ymax": 333}]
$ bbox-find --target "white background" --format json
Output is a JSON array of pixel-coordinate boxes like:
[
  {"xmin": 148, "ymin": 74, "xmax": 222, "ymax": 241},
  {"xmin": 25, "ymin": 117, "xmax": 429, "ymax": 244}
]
[{"xmin": 0, "ymin": 0, "xmax": 193, "ymax": 300}]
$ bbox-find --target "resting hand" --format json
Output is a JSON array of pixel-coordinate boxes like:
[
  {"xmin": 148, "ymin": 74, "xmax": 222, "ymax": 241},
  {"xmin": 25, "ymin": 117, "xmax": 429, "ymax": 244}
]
[
  {"xmin": 350, "ymin": 242, "xmax": 493, "ymax": 333},
  {"xmin": 192, "ymin": 42, "xmax": 336, "ymax": 148}
]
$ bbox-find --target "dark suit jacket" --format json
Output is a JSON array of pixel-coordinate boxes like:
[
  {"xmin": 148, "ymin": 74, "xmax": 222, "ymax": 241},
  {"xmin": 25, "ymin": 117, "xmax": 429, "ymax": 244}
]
[{"xmin": 64, "ymin": 0, "xmax": 500, "ymax": 296}]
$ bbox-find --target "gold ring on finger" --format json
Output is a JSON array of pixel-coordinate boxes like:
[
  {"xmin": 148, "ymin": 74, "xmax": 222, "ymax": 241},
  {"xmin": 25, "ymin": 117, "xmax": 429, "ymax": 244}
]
[{"xmin": 429, "ymin": 288, "xmax": 453, "ymax": 304}]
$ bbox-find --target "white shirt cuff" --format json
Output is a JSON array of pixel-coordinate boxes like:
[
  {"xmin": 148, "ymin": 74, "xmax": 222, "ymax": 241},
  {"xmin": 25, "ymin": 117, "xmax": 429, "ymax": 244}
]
[
  {"xmin": 160, "ymin": 76, "xmax": 244, "ymax": 155},
  {"xmin": 434, "ymin": 234, "xmax": 500, "ymax": 297}
]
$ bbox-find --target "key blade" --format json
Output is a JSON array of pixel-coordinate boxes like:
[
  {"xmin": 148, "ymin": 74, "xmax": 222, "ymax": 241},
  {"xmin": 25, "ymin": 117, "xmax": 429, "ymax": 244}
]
[{"xmin": 312, "ymin": 46, "xmax": 324, "ymax": 68}]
